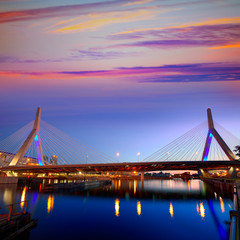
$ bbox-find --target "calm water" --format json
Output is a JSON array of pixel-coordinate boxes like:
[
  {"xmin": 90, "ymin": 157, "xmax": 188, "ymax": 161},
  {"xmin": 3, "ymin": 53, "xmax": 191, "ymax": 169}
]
[{"xmin": 0, "ymin": 179, "xmax": 233, "ymax": 240}]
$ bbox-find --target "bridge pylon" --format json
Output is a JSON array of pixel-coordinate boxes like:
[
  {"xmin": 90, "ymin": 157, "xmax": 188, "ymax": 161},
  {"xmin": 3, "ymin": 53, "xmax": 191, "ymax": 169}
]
[
  {"xmin": 9, "ymin": 107, "xmax": 44, "ymax": 166},
  {"xmin": 202, "ymin": 108, "xmax": 237, "ymax": 161}
]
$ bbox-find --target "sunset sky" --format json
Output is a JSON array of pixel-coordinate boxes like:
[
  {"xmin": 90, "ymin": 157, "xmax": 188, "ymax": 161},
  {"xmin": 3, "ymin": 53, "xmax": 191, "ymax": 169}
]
[{"xmin": 0, "ymin": 0, "xmax": 240, "ymax": 162}]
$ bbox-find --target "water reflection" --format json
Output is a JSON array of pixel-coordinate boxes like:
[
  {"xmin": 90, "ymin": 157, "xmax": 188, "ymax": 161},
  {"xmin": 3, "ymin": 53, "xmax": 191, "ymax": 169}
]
[
  {"xmin": 0, "ymin": 184, "xmax": 18, "ymax": 206},
  {"xmin": 219, "ymin": 197, "xmax": 225, "ymax": 213},
  {"xmin": 2, "ymin": 186, "xmax": 17, "ymax": 205},
  {"xmin": 137, "ymin": 201, "xmax": 141, "ymax": 216},
  {"xmin": 110, "ymin": 179, "xmax": 207, "ymax": 199},
  {"xmin": 188, "ymin": 181, "xmax": 190, "ymax": 192},
  {"xmin": 169, "ymin": 202, "xmax": 174, "ymax": 218},
  {"xmin": 115, "ymin": 198, "xmax": 120, "ymax": 217},
  {"xmin": 3, "ymin": 189, "xmax": 13, "ymax": 205},
  {"xmin": 20, "ymin": 186, "xmax": 27, "ymax": 209},
  {"xmin": 196, "ymin": 203, "xmax": 199, "ymax": 214},
  {"xmin": 208, "ymin": 199, "xmax": 228, "ymax": 240},
  {"xmin": 200, "ymin": 202, "xmax": 205, "ymax": 219},
  {"xmin": 0, "ymin": 179, "xmax": 233, "ymax": 240},
  {"xmin": 47, "ymin": 195, "xmax": 54, "ymax": 214},
  {"xmin": 144, "ymin": 179, "xmax": 204, "ymax": 193},
  {"xmin": 134, "ymin": 180, "xmax": 137, "ymax": 195}
]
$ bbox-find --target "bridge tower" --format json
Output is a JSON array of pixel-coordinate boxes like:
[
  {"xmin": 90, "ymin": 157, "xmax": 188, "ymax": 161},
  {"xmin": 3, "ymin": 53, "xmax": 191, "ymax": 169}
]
[
  {"xmin": 202, "ymin": 108, "xmax": 237, "ymax": 161},
  {"xmin": 9, "ymin": 107, "xmax": 44, "ymax": 166}
]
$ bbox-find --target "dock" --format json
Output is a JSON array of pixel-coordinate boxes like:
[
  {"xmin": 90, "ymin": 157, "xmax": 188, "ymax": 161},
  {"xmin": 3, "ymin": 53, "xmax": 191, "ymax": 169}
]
[{"xmin": 0, "ymin": 200, "xmax": 37, "ymax": 240}]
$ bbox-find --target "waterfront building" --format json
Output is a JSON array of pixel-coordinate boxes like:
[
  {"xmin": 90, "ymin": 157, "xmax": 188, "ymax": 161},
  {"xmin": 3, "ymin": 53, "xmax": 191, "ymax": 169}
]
[
  {"xmin": 50, "ymin": 155, "xmax": 58, "ymax": 165},
  {"xmin": 43, "ymin": 155, "xmax": 48, "ymax": 165}
]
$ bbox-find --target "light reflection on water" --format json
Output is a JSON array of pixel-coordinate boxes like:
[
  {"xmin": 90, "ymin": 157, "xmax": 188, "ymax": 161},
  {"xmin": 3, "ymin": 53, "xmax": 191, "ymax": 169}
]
[
  {"xmin": 2, "ymin": 184, "xmax": 17, "ymax": 205},
  {"xmin": 196, "ymin": 203, "xmax": 199, "ymax": 214},
  {"xmin": 200, "ymin": 202, "xmax": 205, "ymax": 219},
  {"xmin": 219, "ymin": 197, "xmax": 225, "ymax": 213},
  {"xmin": 169, "ymin": 202, "xmax": 174, "ymax": 218},
  {"xmin": 115, "ymin": 198, "xmax": 120, "ymax": 217},
  {"xmin": 141, "ymin": 179, "xmax": 204, "ymax": 193},
  {"xmin": 20, "ymin": 186, "xmax": 27, "ymax": 209},
  {"xmin": 134, "ymin": 180, "xmax": 137, "ymax": 195},
  {"xmin": 196, "ymin": 202, "xmax": 205, "ymax": 219},
  {"xmin": 47, "ymin": 195, "xmax": 54, "ymax": 214},
  {"xmin": 110, "ymin": 179, "xmax": 205, "ymax": 196},
  {"xmin": 0, "ymin": 179, "xmax": 233, "ymax": 240},
  {"xmin": 137, "ymin": 201, "xmax": 141, "ymax": 216}
]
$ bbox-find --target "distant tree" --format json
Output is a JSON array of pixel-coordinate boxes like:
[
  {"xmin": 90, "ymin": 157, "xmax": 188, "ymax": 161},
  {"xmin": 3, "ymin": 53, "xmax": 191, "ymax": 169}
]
[{"xmin": 234, "ymin": 145, "xmax": 240, "ymax": 159}]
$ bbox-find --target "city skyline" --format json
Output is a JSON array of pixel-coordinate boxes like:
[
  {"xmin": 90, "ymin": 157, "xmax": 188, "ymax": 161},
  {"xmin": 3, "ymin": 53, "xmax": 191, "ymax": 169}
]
[{"xmin": 0, "ymin": 0, "xmax": 240, "ymax": 161}]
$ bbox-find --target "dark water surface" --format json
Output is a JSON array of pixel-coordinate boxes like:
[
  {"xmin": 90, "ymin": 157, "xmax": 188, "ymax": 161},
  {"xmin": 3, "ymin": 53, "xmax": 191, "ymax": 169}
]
[{"xmin": 0, "ymin": 179, "xmax": 232, "ymax": 240}]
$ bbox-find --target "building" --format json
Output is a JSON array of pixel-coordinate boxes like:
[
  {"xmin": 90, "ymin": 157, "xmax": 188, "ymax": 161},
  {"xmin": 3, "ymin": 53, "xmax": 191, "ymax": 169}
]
[
  {"xmin": 43, "ymin": 155, "xmax": 48, "ymax": 165},
  {"xmin": 50, "ymin": 155, "xmax": 58, "ymax": 165}
]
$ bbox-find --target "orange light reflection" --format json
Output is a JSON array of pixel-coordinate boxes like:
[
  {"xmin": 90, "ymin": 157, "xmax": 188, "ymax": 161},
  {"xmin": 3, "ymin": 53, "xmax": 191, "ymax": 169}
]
[
  {"xmin": 188, "ymin": 181, "xmax": 190, "ymax": 192},
  {"xmin": 20, "ymin": 186, "xmax": 27, "ymax": 209},
  {"xmin": 137, "ymin": 201, "xmax": 141, "ymax": 216},
  {"xmin": 115, "ymin": 198, "xmax": 120, "ymax": 217},
  {"xmin": 134, "ymin": 180, "xmax": 137, "ymax": 194},
  {"xmin": 200, "ymin": 202, "xmax": 205, "ymax": 219},
  {"xmin": 219, "ymin": 197, "xmax": 225, "ymax": 213},
  {"xmin": 196, "ymin": 203, "xmax": 199, "ymax": 214},
  {"xmin": 169, "ymin": 202, "xmax": 174, "ymax": 218},
  {"xmin": 47, "ymin": 195, "xmax": 54, "ymax": 214}
]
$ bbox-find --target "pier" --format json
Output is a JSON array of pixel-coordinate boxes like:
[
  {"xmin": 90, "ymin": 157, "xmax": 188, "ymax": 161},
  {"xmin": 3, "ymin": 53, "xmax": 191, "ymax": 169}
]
[{"xmin": 0, "ymin": 200, "xmax": 37, "ymax": 240}]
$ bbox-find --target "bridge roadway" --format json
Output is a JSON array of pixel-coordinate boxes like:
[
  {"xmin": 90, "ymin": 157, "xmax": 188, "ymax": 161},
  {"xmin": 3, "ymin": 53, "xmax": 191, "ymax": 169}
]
[{"xmin": 1, "ymin": 160, "xmax": 240, "ymax": 174}]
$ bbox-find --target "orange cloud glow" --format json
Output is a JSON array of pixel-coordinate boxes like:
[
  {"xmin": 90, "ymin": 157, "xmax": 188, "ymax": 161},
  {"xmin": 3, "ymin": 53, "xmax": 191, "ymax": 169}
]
[
  {"xmin": 210, "ymin": 42, "xmax": 240, "ymax": 50},
  {"xmin": 122, "ymin": 0, "xmax": 153, "ymax": 6},
  {"xmin": 52, "ymin": 9, "xmax": 157, "ymax": 33}
]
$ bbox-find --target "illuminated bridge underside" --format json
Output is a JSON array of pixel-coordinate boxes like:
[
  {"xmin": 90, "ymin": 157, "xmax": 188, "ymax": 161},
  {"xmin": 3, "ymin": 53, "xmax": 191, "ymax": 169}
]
[{"xmin": 2, "ymin": 161, "xmax": 240, "ymax": 174}]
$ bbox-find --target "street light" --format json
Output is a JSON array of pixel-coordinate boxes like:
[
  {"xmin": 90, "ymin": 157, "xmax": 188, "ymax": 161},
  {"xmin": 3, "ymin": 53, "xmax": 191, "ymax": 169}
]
[
  {"xmin": 137, "ymin": 152, "xmax": 140, "ymax": 161},
  {"xmin": 116, "ymin": 152, "xmax": 120, "ymax": 161}
]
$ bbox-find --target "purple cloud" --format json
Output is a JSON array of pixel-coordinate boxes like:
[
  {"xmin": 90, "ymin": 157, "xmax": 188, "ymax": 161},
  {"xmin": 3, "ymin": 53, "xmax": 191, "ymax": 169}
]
[
  {"xmin": 139, "ymin": 73, "xmax": 240, "ymax": 83},
  {"xmin": 58, "ymin": 62, "xmax": 240, "ymax": 83},
  {"xmin": 0, "ymin": 48, "xmax": 135, "ymax": 64},
  {"xmin": 73, "ymin": 49, "xmax": 137, "ymax": 60},
  {"xmin": 109, "ymin": 23, "xmax": 240, "ymax": 49},
  {"xmin": 121, "ymin": 39, "xmax": 226, "ymax": 48},
  {"xmin": 117, "ymin": 62, "xmax": 240, "ymax": 74},
  {"xmin": 0, "ymin": 1, "xmax": 120, "ymax": 23},
  {"xmin": 0, "ymin": 55, "xmax": 18, "ymax": 63},
  {"xmin": 1, "ymin": 62, "xmax": 239, "ymax": 83},
  {"xmin": 0, "ymin": 0, "xmax": 221, "ymax": 24}
]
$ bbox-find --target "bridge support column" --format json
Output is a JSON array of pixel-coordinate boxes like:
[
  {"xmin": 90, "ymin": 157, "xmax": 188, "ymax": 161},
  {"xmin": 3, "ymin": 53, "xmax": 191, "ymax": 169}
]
[
  {"xmin": 226, "ymin": 167, "xmax": 238, "ymax": 178},
  {"xmin": 9, "ymin": 107, "xmax": 44, "ymax": 166},
  {"xmin": 202, "ymin": 108, "xmax": 237, "ymax": 161},
  {"xmin": 200, "ymin": 169, "xmax": 211, "ymax": 178},
  {"xmin": 140, "ymin": 172, "xmax": 144, "ymax": 189}
]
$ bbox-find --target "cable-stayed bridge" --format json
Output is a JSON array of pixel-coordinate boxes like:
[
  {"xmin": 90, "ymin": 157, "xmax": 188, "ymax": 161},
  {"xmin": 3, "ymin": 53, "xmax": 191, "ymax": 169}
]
[
  {"xmin": 0, "ymin": 107, "xmax": 239, "ymax": 177},
  {"xmin": 0, "ymin": 108, "xmax": 114, "ymax": 166}
]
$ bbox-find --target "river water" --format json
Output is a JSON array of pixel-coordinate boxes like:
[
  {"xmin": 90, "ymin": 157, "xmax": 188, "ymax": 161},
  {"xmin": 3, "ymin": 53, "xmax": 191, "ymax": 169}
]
[{"xmin": 0, "ymin": 179, "xmax": 232, "ymax": 240}]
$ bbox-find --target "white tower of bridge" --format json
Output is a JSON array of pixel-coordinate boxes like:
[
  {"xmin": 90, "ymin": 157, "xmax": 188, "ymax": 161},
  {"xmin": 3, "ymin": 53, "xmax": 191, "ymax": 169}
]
[{"xmin": 9, "ymin": 107, "xmax": 44, "ymax": 166}]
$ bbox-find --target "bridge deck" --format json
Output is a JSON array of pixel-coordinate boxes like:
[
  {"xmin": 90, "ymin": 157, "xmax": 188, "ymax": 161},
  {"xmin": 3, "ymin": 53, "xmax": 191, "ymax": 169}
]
[{"xmin": 1, "ymin": 160, "xmax": 240, "ymax": 173}]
